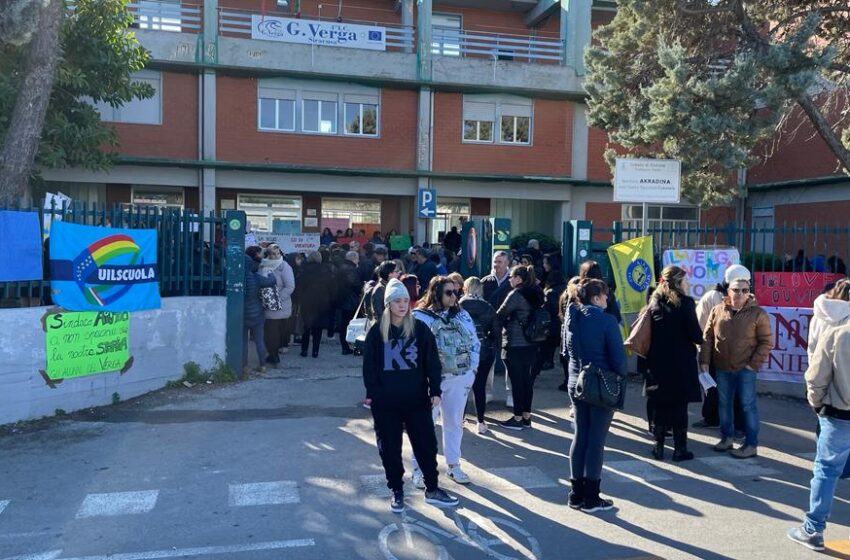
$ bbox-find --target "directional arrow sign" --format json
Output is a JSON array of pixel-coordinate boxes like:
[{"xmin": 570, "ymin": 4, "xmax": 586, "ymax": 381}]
[{"xmin": 418, "ymin": 188, "xmax": 437, "ymax": 220}]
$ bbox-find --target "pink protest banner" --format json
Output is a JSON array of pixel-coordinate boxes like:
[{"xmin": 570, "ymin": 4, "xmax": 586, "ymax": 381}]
[
  {"xmin": 754, "ymin": 272, "xmax": 844, "ymax": 308},
  {"xmin": 662, "ymin": 248, "xmax": 740, "ymax": 298},
  {"xmin": 758, "ymin": 306, "xmax": 813, "ymax": 384}
]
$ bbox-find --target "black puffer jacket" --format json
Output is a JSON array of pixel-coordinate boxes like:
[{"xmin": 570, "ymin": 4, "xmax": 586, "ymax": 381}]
[
  {"xmin": 544, "ymin": 280, "xmax": 566, "ymax": 339},
  {"xmin": 459, "ymin": 296, "xmax": 499, "ymax": 353},
  {"xmin": 336, "ymin": 259, "xmax": 363, "ymax": 311},
  {"xmin": 496, "ymin": 285, "xmax": 545, "ymax": 350}
]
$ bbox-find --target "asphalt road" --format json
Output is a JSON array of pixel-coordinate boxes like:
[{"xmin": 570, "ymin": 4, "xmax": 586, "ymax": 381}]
[{"xmin": 1, "ymin": 337, "xmax": 849, "ymax": 560}]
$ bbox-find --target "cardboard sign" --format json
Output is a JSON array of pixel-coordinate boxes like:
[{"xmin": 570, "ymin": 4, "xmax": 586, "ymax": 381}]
[
  {"xmin": 758, "ymin": 306, "xmax": 813, "ymax": 384},
  {"xmin": 755, "ymin": 272, "xmax": 845, "ymax": 308},
  {"xmin": 253, "ymin": 233, "xmax": 320, "ymax": 254},
  {"xmin": 389, "ymin": 235, "xmax": 412, "ymax": 252},
  {"xmin": 44, "ymin": 311, "xmax": 131, "ymax": 380},
  {"xmin": 662, "ymin": 249, "xmax": 740, "ymax": 298}
]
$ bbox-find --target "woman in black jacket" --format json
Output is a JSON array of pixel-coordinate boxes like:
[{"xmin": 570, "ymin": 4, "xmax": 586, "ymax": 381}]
[
  {"xmin": 296, "ymin": 251, "xmax": 335, "ymax": 358},
  {"xmin": 496, "ymin": 265, "xmax": 544, "ymax": 431},
  {"xmin": 532, "ymin": 270, "xmax": 567, "ymax": 380},
  {"xmin": 363, "ymin": 278, "xmax": 459, "ymax": 513},
  {"xmin": 460, "ymin": 276, "xmax": 500, "ymax": 434},
  {"xmin": 646, "ymin": 265, "xmax": 704, "ymax": 461}
]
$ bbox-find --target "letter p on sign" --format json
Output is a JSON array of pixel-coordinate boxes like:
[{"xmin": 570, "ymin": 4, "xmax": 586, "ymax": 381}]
[{"xmin": 418, "ymin": 188, "xmax": 436, "ymax": 219}]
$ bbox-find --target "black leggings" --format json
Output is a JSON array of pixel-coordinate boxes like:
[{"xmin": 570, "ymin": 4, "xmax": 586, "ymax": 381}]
[
  {"xmin": 504, "ymin": 346, "xmax": 538, "ymax": 416},
  {"xmin": 301, "ymin": 327, "xmax": 322, "ymax": 356},
  {"xmin": 472, "ymin": 346, "xmax": 497, "ymax": 423}
]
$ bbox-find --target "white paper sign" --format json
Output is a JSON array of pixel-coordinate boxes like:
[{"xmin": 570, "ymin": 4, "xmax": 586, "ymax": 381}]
[
  {"xmin": 252, "ymin": 233, "xmax": 321, "ymax": 254},
  {"xmin": 251, "ymin": 15, "xmax": 387, "ymax": 51},
  {"xmin": 662, "ymin": 248, "xmax": 740, "ymax": 298},
  {"xmin": 614, "ymin": 158, "xmax": 681, "ymax": 203}
]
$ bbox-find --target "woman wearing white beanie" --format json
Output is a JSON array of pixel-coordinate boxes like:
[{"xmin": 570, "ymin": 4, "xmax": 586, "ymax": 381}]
[{"xmin": 362, "ymin": 278, "xmax": 460, "ymax": 513}]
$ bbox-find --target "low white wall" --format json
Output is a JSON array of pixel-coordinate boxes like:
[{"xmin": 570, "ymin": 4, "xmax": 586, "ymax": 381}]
[{"xmin": 0, "ymin": 297, "xmax": 226, "ymax": 425}]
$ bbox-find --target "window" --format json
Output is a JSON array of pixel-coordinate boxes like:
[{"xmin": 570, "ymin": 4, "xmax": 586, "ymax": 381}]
[
  {"xmin": 132, "ymin": 186, "xmax": 184, "ymax": 208},
  {"xmin": 136, "ymin": 0, "xmax": 183, "ymax": 32},
  {"xmin": 462, "ymin": 101, "xmax": 495, "ymax": 142},
  {"xmin": 464, "ymin": 120, "xmax": 493, "ymax": 142},
  {"xmin": 93, "ymin": 70, "xmax": 162, "ymax": 125},
  {"xmin": 322, "ymin": 198, "xmax": 381, "ymax": 226},
  {"xmin": 344, "ymin": 100, "xmax": 378, "ymax": 136},
  {"xmin": 463, "ymin": 97, "xmax": 532, "ymax": 145},
  {"xmin": 621, "ymin": 204, "xmax": 700, "ymax": 249},
  {"xmin": 432, "ymin": 13, "xmax": 462, "ymax": 57},
  {"xmin": 500, "ymin": 104, "xmax": 532, "ymax": 144},
  {"xmin": 303, "ymin": 97, "xmax": 338, "ymax": 134},
  {"xmin": 258, "ymin": 98, "xmax": 295, "ymax": 131},
  {"xmin": 238, "ymin": 194, "xmax": 302, "ymax": 234},
  {"xmin": 430, "ymin": 198, "xmax": 470, "ymax": 244}
]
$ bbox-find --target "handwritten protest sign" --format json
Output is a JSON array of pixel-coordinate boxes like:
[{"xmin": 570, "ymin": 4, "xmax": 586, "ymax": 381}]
[
  {"xmin": 755, "ymin": 272, "xmax": 844, "ymax": 308},
  {"xmin": 251, "ymin": 233, "xmax": 320, "ymax": 254},
  {"xmin": 44, "ymin": 311, "xmax": 131, "ymax": 381},
  {"xmin": 662, "ymin": 248, "xmax": 740, "ymax": 298},
  {"xmin": 757, "ymin": 306, "xmax": 812, "ymax": 384}
]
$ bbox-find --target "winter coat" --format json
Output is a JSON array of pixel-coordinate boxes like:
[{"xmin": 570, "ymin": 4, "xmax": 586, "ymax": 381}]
[
  {"xmin": 699, "ymin": 296, "xmax": 773, "ymax": 373},
  {"xmin": 496, "ymin": 285, "xmax": 544, "ymax": 351},
  {"xmin": 368, "ymin": 281, "xmax": 386, "ymax": 320},
  {"xmin": 362, "ymin": 319, "xmax": 442, "ymax": 408},
  {"xmin": 260, "ymin": 258, "xmax": 295, "ymax": 320},
  {"xmin": 415, "ymin": 260, "xmax": 439, "ymax": 291},
  {"xmin": 413, "ymin": 307, "xmax": 481, "ymax": 376},
  {"xmin": 696, "ymin": 286, "xmax": 725, "ymax": 331},
  {"xmin": 459, "ymin": 295, "xmax": 499, "ymax": 354},
  {"xmin": 336, "ymin": 259, "xmax": 363, "ymax": 312},
  {"xmin": 646, "ymin": 294, "xmax": 704, "ymax": 404},
  {"xmin": 244, "ymin": 256, "xmax": 277, "ymax": 326},
  {"xmin": 806, "ymin": 323, "xmax": 850, "ymax": 416},
  {"xmin": 544, "ymin": 281, "xmax": 566, "ymax": 340},
  {"xmin": 563, "ymin": 303, "xmax": 628, "ymax": 403},
  {"xmin": 358, "ymin": 258, "xmax": 375, "ymax": 285},
  {"xmin": 481, "ymin": 272, "xmax": 510, "ymax": 309},
  {"xmin": 296, "ymin": 261, "xmax": 335, "ymax": 329},
  {"xmin": 808, "ymin": 294, "xmax": 850, "ymax": 361}
]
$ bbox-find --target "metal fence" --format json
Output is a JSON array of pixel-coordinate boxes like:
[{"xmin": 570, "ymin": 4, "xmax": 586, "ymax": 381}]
[
  {"xmin": 589, "ymin": 221, "xmax": 850, "ymax": 283},
  {"xmin": 0, "ymin": 203, "xmax": 229, "ymax": 308},
  {"xmin": 432, "ymin": 27, "xmax": 564, "ymax": 63}
]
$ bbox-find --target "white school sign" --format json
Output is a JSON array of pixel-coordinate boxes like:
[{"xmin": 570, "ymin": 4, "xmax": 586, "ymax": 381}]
[
  {"xmin": 614, "ymin": 158, "xmax": 682, "ymax": 203},
  {"xmin": 251, "ymin": 15, "xmax": 387, "ymax": 51}
]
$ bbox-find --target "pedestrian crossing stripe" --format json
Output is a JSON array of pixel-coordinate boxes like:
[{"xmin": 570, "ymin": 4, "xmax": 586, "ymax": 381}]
[
  {"xmin": 826, "ymin": 540, "xmax": 850, "ymax": 555},
  {"xmin": 76, "ymin": 491, "xmax": 159, "ymax": 519},
  {"xmin": 0, "ymin": 501, "xmax": 8, "ymax": 516},
  {"xmin": 228, "ymin": 481, "xmax": 300, "ymax": 507}
]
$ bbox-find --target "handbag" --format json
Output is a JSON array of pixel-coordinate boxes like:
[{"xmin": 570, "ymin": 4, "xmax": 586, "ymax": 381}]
[
  {"xmin": 345, "ymin": 292, "xmax": 370, "ymax": 344},
  {"xmin": 572, "ymin": 309, "xmax": 626, "ymax": 410},
  {"xmin": 260, "ymin": 274, "xmax": 282, "ymax": 311},
  {"xmin": 624, "ymin": 305, "xmax": 652, "ymax": 358}
]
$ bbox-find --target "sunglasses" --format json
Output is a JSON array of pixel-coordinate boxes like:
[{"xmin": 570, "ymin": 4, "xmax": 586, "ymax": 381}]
[
  {"xmin": 443, "ymin": 289, "xmax": 460, "ymax": 297},
  {"xmin": 730, "ymin": 288, "xmax": 750, "ymax": 294}
]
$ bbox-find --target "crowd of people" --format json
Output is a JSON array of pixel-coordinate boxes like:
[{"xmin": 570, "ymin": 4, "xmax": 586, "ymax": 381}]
[{"xmin": 241, "ymin": 234, "xmax": 850, "ymax": 551}]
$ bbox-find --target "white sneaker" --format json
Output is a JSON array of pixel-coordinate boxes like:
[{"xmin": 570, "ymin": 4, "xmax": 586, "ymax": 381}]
[
  {"xmin": 447, "ymin": 464, "xmax": 471, "ymax": 485},
  {"xmin": 477, "ymin": 421, "xmax": 489, "ymax": 435},
  {"xmin": 412, "ymin": 467, "xmax": 426, "ymax": 489},
  {"xmin": 506, "ymin": 394, "xmax": 514, "ymax": 408}
]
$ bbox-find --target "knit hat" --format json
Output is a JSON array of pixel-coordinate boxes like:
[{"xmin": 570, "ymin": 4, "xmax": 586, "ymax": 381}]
[
  {"xmin": 724, "ymin": 264, "xmax": 752, "ymax": 284},
  {"xmin": 384, "ymin": 278, "xmax": 409, "ymax": 306}
]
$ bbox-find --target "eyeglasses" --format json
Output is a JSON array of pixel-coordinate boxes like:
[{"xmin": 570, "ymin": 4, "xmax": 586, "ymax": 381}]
[
  {"xmin": 443, "ymin": 290, "xmax": 460, "ymax": 297},
  {"xmin": 730, "ymin": 288, "xmax": 750, "ymax": 294}
]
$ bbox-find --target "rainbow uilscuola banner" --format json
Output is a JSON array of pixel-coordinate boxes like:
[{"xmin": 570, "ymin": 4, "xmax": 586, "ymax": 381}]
[{"xmin": 50, "ymin": 222, "xmax": 161, "ymax": 312}]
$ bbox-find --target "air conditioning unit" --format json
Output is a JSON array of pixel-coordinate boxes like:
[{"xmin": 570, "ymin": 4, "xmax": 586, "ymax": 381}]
[{"xmin": 276, "ymin": 0, "xmax": 289, "ymax": 7}]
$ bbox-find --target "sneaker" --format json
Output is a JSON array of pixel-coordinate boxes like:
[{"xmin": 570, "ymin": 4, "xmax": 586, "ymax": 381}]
[
  {"xmin": 506, "ymin": 394, "xmax": 514, "ymax": 408},
  {"xmin": 390, "ymin": 490, "xmax": 405, "ymax": 514},
  {"xmin": 691, "ymin": 419, "xmax": 719, "ymax": 429},
  {"xmin": 713, "ymin": 437, "xmax": 734, "ymax": 452},
  {"xmin": 477, "ymin": 422, "xmax": 489, "ymax": 435},
  {"xmin": 730, "ymin": 445, "xmax": 758, "ymax": 459},
  {"xmin": 412, "ymin": 468, "xmax": 426, "ymax": 489},
  {"xmin": 522, "ymin": 417, "xmax": 532, "ymax": 428},
  {"xmin": 362, "ymin": 400, "xmax": 371, "ymax": 410},
  {"xmin": 499, "ymin": 417, "xmax": 524, "ymax": 431},
  {"xmin": 447, "ymin": 465, "xmax": 470, "ymax": 485},
  {"xmin": 424, "ymin": 488, "xmax": 459, "ymax": 508},
  {"xmin": 581, "ymin": 497, "xmax": 614, "ymax": 513},
  {"xmin": 557, "ymin": 382, "xmax": 569, "ymax": 392},
  {"xmin": 787, "ymin": 525, "xmax": 824, "ymax": 551},
  {"xmin": 734, "ymin": 430, "xmax": 746, "ymax": 442}
]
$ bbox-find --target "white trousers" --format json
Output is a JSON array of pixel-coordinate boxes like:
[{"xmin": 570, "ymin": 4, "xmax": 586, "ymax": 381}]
[{"xmin": 413, "ymin": 371, "xmax": 474, "ymax": 468}]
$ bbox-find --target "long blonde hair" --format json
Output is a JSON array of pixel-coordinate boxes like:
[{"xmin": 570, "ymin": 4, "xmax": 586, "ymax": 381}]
[{"xmin": 380, "ymin": 303, "xmax": 416, "ymax": 343}]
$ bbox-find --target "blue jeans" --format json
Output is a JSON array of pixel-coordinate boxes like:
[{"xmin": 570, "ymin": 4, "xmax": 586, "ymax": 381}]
[
  {"xmin": 805, "ymin": 416, "xmax": 850, "ymax": 533},
  {"xmin": 569, "ymin": 400, "xmax": 615, "ymax": 481},
  {"xmin": 243, "ymin": 321, "xmax": 267, "ymax": 374},
  {"xmin": 716, "ymin": 369, "xmax": 759, "ymax": 446}
]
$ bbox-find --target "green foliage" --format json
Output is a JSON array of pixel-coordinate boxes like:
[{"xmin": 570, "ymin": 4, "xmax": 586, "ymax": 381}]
[
  {"xmin": 111, "ymin": 392, "xmax": 121, "ymax": 405},
  {"xmin": 585, "ymin": 0, "xmax": 849, "ymax": 207},
  {"xmin": 181, "ymin": 361, "xmax": 206, "ymax": 384},
  {"xmin": 54, "ymin": 408, "xmax": 66, "ymax": 416},
  {"xmin": 0, "ymin": 0, "xmax": 151, "ymax": 178},
  {"xmin": 166, "ymin": 355, "xmax": 237, "ymax": 389},
  {"xmin": 209, "ymin": 354, "xmax": 236, "ymax": 384},
  {"xmin": 510, "ymin": 232, "xmax": 562, "ymax": 254}
]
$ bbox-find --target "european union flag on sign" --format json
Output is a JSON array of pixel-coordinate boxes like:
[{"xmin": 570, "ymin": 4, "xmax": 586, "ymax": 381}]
[
  {"xmin": 0, "ymin": 210, "xmax": 43, "ymax": 281},
  {"xmin": 50, "ymin": 222, "xmax": 161, "ymax": 312},
  {"xmin": 368, "ymin": 30, "xmax": 382, "ymax": 41}
]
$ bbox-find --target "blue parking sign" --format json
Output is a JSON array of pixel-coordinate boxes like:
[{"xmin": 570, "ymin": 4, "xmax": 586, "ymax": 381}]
[{"xmin": 418, "ymin": 189, "xmax": 436, "ymax": 219}]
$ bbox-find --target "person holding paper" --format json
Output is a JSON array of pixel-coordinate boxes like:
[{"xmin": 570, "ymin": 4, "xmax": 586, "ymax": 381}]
[
  {"xmin": 645, "ymin": 266, "xmax": 704, "ymax": 462},
  {"xmin": 699, "ymin": 276, "xmax": 773, "ymax": 459}
]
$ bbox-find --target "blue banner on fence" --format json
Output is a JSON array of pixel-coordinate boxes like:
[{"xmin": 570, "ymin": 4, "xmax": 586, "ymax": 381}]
[
  {"xmin": 0, "ymin": 210, "xmax": 43, "ymax": 282},
  {"xmin": 50, "ymin": 222, "xmax": 161, "ymax": 311}
]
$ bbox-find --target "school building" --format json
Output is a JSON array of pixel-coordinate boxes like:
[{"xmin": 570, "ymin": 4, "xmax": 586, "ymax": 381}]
[{"xmin": 42, "ymin": 0, "xmax": 849, "ymax": 252}]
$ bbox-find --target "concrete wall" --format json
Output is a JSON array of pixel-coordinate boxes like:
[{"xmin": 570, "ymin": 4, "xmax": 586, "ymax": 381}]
[{"xmin": 0, "ymin": 297, "xmax": 226, "ymax": 426}]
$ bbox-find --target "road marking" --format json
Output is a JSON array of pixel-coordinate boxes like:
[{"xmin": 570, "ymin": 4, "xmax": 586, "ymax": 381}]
[
  {"xmin": 797, "ymin": 452, "xmax": 817, "ymax": 461},
  {"xmin": 228, "ymin": 481, "xmax": 299, "ymax": 507},
  {"xmin": 0, "ymin": 500, "xmax": 8, "ymax": 515},
  {"xmin": 76, "ymin": 491, "xmax": 158, "ymax": 519},
  {"xmin": 605, "ymin": 460, "xmax": 673, "ymax": 483},
  {"xmin": 1, "ymin": 540, "xmax": 315, "ymax": 560},
  {"xmin": 360, "ymin": 474, "xmax": 392, "ymax": 498},
  {"xmin": 697, "ymin": 456, "xmax": 779, "ymax": 477},
  {"xmin": 485, "ymin": 467, "xmax": 558, "ymax": 490}
]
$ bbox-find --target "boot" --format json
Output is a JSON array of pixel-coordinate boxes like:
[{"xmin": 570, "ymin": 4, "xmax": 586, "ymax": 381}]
[
  {"xmin": 651, "ymin": 425, "xmax": 665, "ymax": 460},
  {"xmin": 568, "ymin": 478, "xmax": 585, "ymax": 509},
  {"xmin": 672, "ymin": 428, "xmax": 694, "ymax": 462},
  {"xmin": 580, "ymin": 479, "xmax": 614, "ymax": 513}
]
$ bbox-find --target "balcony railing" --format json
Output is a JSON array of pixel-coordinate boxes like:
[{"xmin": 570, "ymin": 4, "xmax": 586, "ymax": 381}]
[
  {"xmin": 128, "ymin": 1, "xmax": 202, "ymax": 33},
  {"xmin": 218, "ymin": 8, "xmax": 416, "ymax": 52},
  {"xmin": 432, "ymin": 27, "xmax": 564, "ymax": 64}
]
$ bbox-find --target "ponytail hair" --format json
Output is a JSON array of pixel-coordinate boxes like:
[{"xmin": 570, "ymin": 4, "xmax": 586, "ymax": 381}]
[
  {"xmin": 576, "ymin": 278, "xmax": 609, "ymax": 305},
  {"xmin": 653, "ymin": 265, "xmax": 688, "ymax": 307}
]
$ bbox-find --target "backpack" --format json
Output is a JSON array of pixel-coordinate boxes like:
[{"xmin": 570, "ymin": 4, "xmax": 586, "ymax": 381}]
[
  {"xmin": 420, "ymin": 310, "xmax": 473, "ymax": 375},
  {"xmin": 523, "ymin": 307, "xmax": 551, "ymax": 343}
]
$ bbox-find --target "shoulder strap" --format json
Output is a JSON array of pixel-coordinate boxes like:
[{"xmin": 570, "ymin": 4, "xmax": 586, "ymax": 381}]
[{"xmin": 571, "ymin": 306, "xmax": 585, "ymax": 369}]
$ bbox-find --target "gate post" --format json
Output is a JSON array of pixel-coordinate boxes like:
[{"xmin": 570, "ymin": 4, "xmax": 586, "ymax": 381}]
[{"xmin": 224, "ymin": 211, "xmax": 246, "ymax": 376}]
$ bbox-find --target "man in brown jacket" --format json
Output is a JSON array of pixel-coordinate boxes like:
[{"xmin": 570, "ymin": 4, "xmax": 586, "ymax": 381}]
[{"xmin": 699, "ymin": 277, "xmax": 773, "ymax": 458}]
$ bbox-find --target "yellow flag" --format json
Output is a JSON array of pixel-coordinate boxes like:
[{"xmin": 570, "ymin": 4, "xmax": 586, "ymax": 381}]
[{"xmin": 607, "ymin": 235, "xmax": 655, "ymax": 315}]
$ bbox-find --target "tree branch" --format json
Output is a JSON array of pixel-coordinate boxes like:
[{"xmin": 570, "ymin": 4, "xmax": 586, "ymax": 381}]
[{"xmin": 797, "ymin": 93, "xmax": 850, "ymax": 173}]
